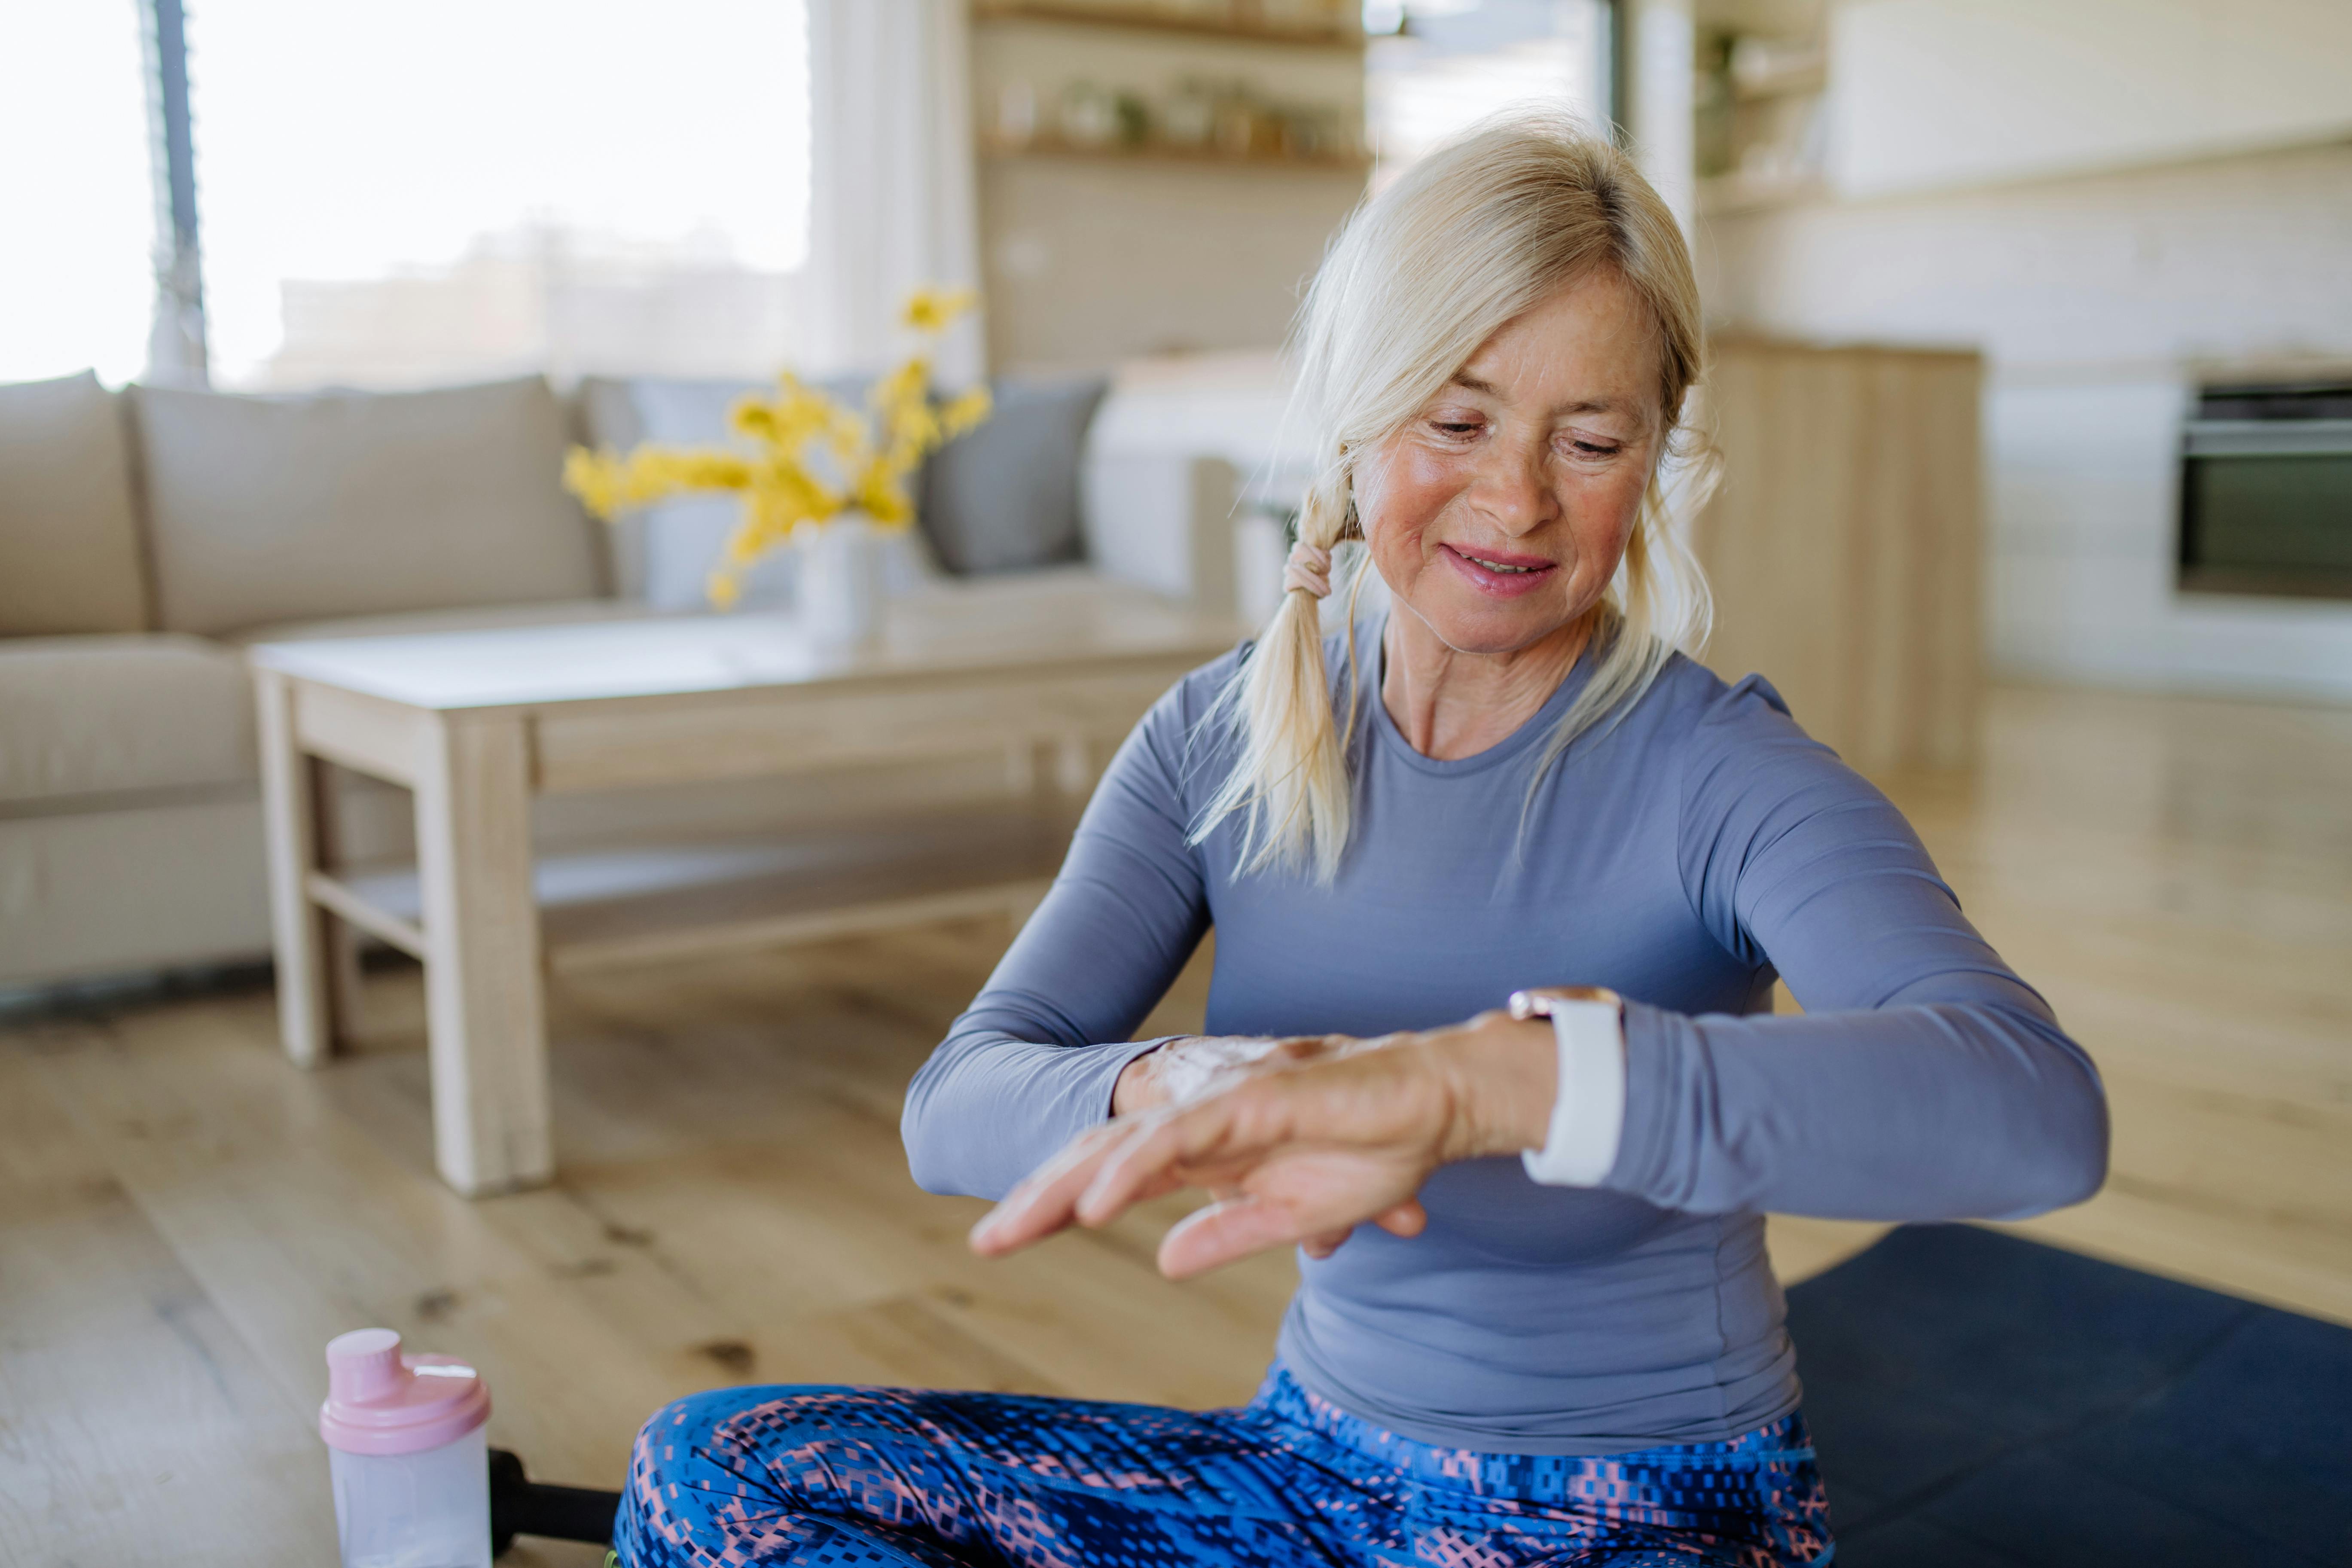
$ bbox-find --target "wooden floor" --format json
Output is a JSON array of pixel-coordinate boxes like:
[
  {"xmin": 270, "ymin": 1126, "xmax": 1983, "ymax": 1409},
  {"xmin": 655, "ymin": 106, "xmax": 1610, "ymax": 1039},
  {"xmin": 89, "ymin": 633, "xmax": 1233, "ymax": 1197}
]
[{"xmin": 4, "ymin": 682, "xmax": 2347, "ymax": 1565}]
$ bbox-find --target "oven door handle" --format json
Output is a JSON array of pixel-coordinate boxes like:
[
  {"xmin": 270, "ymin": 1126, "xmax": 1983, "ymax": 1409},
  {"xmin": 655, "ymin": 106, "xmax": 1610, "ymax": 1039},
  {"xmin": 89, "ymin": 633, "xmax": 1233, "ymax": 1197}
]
[{"xmin": 2184, "ymin": 419, "xmax": 2352, "ymax": 458}]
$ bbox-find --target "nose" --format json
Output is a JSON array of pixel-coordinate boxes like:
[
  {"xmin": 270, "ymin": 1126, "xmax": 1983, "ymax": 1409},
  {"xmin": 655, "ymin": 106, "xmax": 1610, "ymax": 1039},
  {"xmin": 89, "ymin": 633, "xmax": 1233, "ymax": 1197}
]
[{"xmin": 1468, "ymin": 432, "xmax": 1557, "ymax": 537}]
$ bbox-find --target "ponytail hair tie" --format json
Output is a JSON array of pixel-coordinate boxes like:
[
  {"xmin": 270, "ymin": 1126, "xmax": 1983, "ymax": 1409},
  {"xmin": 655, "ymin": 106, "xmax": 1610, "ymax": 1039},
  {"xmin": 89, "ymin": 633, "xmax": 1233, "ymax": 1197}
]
[{"xmin": 1283, "ymin": 541, "xmax": 1334, "ymax": 600}]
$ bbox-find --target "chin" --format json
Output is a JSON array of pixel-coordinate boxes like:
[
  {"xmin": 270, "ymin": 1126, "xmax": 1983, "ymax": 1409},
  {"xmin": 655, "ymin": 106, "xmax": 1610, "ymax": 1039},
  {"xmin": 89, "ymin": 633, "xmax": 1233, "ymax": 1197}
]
[{"xmin": 1419, "ymin": 596, "xmax": 1568, "ymax": 655}]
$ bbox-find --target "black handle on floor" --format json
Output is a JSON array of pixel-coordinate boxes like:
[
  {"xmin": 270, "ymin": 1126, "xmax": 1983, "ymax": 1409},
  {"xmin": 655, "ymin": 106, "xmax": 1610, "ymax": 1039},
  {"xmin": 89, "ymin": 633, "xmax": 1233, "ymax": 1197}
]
[{"xmin": 489, "ymin": 1446, "xmax": 622, "ymax": 1556}]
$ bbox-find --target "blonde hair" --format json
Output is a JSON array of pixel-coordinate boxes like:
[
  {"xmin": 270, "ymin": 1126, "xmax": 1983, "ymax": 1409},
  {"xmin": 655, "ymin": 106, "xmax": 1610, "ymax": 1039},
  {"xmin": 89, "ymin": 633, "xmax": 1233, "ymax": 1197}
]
[{"xmin": 1193, "ymin": 111, "xmax": 1716, "ymax": 882}]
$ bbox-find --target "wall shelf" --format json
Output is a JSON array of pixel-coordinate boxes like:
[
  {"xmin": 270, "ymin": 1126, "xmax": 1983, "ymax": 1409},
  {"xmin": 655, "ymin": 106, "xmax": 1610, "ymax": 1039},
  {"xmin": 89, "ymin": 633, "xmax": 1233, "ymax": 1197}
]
[
  {"xmin": 1732, "ymin": 64, "xmax": 1826, "ymax": 101},
  {"xmin": 971, "ymin": 2, "xmax": 1364, "ymax": 52},
  {"xmin": 981, "ymin": 133, "xmax": 1370, "ymax": 174}
]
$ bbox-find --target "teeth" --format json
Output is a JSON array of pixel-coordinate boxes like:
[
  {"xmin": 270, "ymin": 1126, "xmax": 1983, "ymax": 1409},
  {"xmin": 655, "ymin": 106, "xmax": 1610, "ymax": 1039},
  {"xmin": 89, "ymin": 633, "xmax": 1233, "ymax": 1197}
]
[{"xmin": 1467, "ymin": 555, "xmax": 1535, "ymax": 573}]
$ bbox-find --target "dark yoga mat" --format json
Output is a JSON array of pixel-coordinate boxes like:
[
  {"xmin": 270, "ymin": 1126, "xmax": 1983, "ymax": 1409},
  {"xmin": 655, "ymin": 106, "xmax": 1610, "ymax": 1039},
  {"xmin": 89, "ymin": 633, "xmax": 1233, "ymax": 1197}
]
[{"xmin": 1785, "ymin": 1223, "xmax": 2352, "ymax": 1566}]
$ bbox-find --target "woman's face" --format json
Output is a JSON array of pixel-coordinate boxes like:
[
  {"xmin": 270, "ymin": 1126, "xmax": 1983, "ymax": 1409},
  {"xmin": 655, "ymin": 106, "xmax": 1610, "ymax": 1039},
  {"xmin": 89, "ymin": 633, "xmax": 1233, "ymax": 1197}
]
[{"xmin": 1355, "ymin": 268, "xmax": 1666, "ymax": 657}]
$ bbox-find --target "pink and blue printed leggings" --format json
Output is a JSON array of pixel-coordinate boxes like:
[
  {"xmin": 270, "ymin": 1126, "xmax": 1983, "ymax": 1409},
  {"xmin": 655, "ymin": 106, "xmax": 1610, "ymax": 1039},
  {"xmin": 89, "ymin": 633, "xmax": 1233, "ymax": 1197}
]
[{"xmin": 617, "ymin": 1365, "xmax": 1833, "ymax": 1567}]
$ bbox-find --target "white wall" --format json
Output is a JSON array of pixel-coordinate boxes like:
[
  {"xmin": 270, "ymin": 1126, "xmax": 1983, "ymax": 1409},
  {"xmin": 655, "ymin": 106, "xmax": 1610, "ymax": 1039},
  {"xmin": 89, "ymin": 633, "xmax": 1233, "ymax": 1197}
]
[
  {"xmin": 1701, "ymin": 138, "xmax": 2352, "ymax": 702},
  {"xmin": 1829, "ymin": 0, "xmax": 2352, "ymax": 199}
]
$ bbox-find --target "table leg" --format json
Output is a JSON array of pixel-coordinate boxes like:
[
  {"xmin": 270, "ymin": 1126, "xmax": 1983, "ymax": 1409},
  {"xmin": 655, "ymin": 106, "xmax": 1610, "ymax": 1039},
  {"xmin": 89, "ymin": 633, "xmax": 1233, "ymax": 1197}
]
[
  {"xmin": 312, "ymin": 758, "xmax": 369, "ymax": 1047},
  {"xmin": 414, "ymin": 713, "xmax": 550, "ymax": 1196},
  {"xmin": 256, "ymin": 671, "xmax": 333, "ymax": 1068}
]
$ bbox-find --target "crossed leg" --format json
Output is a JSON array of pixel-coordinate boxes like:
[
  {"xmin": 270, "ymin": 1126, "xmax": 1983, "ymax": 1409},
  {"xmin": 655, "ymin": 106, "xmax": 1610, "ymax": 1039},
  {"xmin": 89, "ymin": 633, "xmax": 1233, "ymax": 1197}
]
[{"xmin": 616, "ymin": 1379, "xmax": 1829, "ymax": 1568}]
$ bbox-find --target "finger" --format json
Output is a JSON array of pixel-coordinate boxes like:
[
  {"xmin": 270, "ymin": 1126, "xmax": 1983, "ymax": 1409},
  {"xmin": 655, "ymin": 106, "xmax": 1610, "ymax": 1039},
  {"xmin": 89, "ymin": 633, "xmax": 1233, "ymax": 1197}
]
[
  {"xmin": 1158, "ymin": 1194, "xmax": 1312, "ymax": 1279},
  {"xmin": 969, "ymin": 1120, "xmax": 1141, "ymax": 1254},
  {"xmin": 1371, "ymin": 1199, "xmax": 1427, "ymax": 1239},
  {"xmin": 1300, "ymin": 1226, "xmax": 1354, "ymax": 1260},
  {"xmin": 1074, "ymin": 1096, "xmax": 1256, "ymax": 1226}
]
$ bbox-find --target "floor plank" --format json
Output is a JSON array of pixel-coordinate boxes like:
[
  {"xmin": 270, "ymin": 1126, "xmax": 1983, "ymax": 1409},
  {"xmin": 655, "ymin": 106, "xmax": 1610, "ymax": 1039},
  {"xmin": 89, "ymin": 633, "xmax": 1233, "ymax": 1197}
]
[{"xmin": 0, "ymin": 1032, "xmax": 335, "ymax": 1562}]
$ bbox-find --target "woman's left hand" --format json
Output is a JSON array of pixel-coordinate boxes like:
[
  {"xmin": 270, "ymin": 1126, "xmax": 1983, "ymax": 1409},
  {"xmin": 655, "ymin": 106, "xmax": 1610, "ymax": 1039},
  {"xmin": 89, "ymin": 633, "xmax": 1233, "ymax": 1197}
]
[{"xmin": 968, "ymin": 1010, "xmax": 1557, "ymax": 1278}]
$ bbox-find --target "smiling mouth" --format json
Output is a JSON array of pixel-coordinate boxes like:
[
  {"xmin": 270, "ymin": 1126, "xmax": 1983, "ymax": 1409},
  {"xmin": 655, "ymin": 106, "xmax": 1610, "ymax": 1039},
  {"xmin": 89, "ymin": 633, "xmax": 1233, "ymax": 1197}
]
[{"xmin": 1439, "ymin": 544, "xmax": 1558, "ymax": 595}]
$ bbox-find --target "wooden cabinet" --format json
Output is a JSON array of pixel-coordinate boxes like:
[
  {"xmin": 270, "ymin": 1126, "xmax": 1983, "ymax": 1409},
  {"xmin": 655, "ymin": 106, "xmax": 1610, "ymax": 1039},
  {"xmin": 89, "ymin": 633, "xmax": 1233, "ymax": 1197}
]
[{"xmin": 1690, "ymin": 338, "xmax": 1983, "ymax": 774}]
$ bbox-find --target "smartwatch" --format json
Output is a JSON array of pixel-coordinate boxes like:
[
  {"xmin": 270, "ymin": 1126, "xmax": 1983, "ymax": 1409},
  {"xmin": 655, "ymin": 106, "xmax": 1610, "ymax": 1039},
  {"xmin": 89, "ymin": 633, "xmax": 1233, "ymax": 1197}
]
[{"xmin": 1506, "ymin": 986, "xmax": 1627, "ymax": 1187}]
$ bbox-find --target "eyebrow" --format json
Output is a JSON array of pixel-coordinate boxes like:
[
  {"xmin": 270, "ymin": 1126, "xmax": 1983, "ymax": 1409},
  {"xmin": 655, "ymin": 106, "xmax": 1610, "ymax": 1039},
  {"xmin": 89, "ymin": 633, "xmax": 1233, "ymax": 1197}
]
[{"xmin": 1446, "ymin": 374, "xmax": 1626, "ymax": 417}]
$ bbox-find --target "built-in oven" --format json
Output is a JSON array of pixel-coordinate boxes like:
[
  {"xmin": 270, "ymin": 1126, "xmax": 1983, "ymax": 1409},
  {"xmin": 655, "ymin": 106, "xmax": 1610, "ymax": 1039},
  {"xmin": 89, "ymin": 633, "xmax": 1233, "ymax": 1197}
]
[{"xmin": 2178, "ymin": 380, "xmax": 2352, "ymax": 599}]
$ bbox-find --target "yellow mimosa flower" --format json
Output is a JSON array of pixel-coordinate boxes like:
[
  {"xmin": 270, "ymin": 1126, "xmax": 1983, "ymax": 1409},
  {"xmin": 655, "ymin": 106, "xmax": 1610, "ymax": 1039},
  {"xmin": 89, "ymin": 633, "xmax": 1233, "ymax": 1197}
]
[
  {"xmin": 560, "ymin": 286, "xmax": 993, "ymax": 607},
  {"xmin": 902, "ymin": 286, "xmax": 979, "ymax": 335}
]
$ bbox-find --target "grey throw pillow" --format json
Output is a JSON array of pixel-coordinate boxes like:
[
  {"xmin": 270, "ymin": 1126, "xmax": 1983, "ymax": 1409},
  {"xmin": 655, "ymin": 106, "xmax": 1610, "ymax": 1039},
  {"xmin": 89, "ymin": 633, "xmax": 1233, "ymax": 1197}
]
[{"xmin": 919, "ymin": 377, "xmax": 1109, "ymax": 576}]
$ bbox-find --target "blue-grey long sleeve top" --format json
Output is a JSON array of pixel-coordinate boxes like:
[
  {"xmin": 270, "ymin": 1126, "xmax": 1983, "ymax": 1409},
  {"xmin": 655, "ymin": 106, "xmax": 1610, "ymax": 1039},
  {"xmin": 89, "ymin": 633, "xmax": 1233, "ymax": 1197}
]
[{"xmin": 903, "ymin": 628, "xmax": 2108, "ymax": 1454}]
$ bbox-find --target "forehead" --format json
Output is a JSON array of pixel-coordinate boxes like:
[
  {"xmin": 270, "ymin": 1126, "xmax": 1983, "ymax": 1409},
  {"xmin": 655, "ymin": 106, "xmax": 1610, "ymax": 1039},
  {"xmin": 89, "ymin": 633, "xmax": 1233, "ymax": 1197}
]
[{"xmin": 1452, "ymin": 269, "xmax": 1661, "ymax": 411}]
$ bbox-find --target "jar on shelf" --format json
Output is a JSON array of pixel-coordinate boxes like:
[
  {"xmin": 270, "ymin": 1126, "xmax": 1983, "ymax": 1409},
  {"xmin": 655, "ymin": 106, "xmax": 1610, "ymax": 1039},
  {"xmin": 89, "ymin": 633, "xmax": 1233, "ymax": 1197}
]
[
  {"xmin": 1212, "ymin": 85, "xmax": 1270, "ymax": 158},
  {"xmin": 994, "ymin": 80, "xmax": 1039, "ymax": 149},
  {"xmin": 1161, "ymin": 79, "xmax": 1216, "ymax": 149},
  {"xmin": 1279, "ymin": 104, "xmax": 1342, "ymax": 160},
  {"xmin": 1059, "ymin": 80, "xmax": 1120, "ymax": 148}
]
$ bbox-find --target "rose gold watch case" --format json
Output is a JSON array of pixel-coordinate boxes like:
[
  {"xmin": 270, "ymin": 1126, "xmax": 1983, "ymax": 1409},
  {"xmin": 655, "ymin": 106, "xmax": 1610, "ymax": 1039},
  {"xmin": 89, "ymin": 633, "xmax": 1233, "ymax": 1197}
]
[{"xmin": 1507, "ymin": 985, "xmax": 1623, "ymax": 1021}]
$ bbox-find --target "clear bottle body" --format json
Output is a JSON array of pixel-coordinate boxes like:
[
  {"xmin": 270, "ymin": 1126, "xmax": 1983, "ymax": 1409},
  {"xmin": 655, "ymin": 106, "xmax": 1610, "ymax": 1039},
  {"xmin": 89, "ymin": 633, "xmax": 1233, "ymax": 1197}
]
[{"xmin": 328, "ymin": 1425, "xmax": 491, "ymax": 1568}]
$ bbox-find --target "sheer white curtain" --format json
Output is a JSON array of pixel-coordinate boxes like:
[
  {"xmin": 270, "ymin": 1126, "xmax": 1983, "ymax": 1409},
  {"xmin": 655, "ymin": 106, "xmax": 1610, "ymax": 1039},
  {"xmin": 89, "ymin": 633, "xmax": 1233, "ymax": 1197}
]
[{"xmin": 804, "ymin": 0, "xmax": 985, "ymax": 388}]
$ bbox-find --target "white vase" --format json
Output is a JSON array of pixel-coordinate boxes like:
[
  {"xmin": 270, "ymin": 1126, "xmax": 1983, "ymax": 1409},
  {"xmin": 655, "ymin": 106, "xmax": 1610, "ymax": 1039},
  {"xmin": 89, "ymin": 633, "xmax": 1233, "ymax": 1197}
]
[{"xmin": 794, "ymin": 514, "xmax": 886, "ymax": 650}]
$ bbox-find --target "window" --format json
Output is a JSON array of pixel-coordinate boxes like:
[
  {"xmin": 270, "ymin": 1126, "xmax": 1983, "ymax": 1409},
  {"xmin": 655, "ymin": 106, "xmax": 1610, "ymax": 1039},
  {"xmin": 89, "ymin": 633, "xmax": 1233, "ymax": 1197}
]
[
  {"xmin": 185, "ymin": 0, "xmax": 811, "ymax": 389},
  {"xmin": 0, "ymin": 2, "xmax": 159, "ymax": 385},
  {"xmin": 1364, "ymin": 0, "xmax": 1615, "ymax": 186}
]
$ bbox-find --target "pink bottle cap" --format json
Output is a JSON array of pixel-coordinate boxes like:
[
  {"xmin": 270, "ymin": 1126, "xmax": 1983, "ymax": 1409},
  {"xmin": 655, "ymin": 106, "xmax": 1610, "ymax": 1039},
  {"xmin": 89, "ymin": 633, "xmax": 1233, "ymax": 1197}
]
[{"xmin": 319, "ymin": 1328, "xmax": 491, "ymax": 1456}]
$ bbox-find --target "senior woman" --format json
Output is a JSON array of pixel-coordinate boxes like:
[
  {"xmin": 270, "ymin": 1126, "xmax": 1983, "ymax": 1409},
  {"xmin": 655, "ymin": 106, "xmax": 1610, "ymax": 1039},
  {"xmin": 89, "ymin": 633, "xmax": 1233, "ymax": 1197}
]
[{"xmin": 618, "ymin": 114, "xmax": 2106, "ymax": 1568}]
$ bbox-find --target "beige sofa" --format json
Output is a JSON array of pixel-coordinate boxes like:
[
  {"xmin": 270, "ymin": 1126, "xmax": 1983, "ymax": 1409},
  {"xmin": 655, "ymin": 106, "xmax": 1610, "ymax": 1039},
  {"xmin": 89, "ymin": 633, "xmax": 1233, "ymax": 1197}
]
[{"xmin": 0, "ymin": 368, "xmax": 1249, "ymax": 991}]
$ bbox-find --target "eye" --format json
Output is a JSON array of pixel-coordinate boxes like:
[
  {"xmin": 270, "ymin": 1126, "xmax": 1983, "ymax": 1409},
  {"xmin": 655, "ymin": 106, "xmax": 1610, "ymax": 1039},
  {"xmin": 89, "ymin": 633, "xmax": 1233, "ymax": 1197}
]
[
  {"xmin": 1562, "ymin": 436, "xmax": 1623, "ymax": 459},
  {"xmin": 1430, "ymin": 418, "xmax": 1483, "ymax": 439}
]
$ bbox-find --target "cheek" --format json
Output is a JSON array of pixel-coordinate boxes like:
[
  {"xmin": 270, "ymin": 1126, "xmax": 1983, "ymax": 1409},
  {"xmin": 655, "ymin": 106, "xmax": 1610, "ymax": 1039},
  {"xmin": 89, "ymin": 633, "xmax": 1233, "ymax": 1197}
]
[
  {"xmin": 1567, "ymin": 466, "xmax": 1649, "ymax": 574},
  {"xmin": 1354, "ymin": 461, "xmax": 1420, "ymax": 588},
  {"xmin": 1354, "ymin": 450, "xmax": 1453, "ymax": 577}
]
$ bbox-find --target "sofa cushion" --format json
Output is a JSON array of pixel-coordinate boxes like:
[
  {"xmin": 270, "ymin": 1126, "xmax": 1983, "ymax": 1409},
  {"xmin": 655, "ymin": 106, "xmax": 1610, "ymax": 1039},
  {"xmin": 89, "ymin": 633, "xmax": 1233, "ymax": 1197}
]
[
  {"xmin": 0, "ymin": 371, "xmax": 151, "ymax": 636},
  {"xmin": 134, "ymin": 376, "xmax": 602, "ymax": 637},
  {"xmin": 920, "ymin": 376, "xmax": 1108, "ymax": 575},
  {"xmin": 0, "ymin": 635, "xmax": 255, "ymax": 805}
]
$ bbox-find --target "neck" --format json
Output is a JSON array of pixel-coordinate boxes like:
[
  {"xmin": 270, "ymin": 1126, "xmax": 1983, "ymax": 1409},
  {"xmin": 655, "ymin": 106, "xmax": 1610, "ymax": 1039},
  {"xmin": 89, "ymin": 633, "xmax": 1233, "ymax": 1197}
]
[{"xmin": 1379, "ymin": 608, "xmax": 1594, "ymax": 761}]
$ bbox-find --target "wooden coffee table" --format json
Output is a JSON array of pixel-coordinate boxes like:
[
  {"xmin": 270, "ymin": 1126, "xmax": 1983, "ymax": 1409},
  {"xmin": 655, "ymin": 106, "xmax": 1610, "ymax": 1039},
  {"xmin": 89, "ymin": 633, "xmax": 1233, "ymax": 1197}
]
[{"xmin": 247, "ymin": 576, "xmax": 1239, "ymax": 1196}]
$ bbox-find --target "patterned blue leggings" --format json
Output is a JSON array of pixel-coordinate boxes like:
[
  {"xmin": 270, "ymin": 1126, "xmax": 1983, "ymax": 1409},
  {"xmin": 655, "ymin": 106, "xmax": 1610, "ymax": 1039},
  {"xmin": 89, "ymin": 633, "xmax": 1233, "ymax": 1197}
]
[{"xmin": 617, "ymin": 1365, "xmax": 1832, "ymax": 1567}]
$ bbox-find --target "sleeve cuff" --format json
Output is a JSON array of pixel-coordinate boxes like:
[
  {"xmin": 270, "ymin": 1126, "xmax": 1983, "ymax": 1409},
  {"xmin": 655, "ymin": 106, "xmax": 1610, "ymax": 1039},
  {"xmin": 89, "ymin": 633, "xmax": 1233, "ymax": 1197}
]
[{"xmin": 1519, "ymin": 998, "xmax": 1628, "ymax": 1187}]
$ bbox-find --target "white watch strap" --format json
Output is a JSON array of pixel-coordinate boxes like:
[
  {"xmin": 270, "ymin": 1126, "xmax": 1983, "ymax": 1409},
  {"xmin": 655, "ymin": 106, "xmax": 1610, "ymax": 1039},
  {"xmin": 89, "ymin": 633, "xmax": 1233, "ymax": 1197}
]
[{"xmin": 1519, "ymin": 998, "xmax": 1627, "ymax": 1187}]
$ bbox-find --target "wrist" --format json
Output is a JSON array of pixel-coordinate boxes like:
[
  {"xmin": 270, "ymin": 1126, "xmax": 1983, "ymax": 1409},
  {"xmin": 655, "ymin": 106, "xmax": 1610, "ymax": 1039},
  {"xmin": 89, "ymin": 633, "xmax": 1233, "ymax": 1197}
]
[
  {"xmin": 1431, "ymin": 1012, "xmax": 1561, "ymax": 1159},
  {"xmin": 1110, "ymin": 1039, "xmax": 1185, "ymax": 1117}
]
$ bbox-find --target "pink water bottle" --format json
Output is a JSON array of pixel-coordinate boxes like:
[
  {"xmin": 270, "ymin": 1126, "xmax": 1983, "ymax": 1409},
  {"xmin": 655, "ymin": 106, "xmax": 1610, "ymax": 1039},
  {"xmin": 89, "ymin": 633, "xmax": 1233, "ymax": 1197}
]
[{"xmin": 320, "ymin": 1328, "xmax": 493, "ymax": 1568}]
